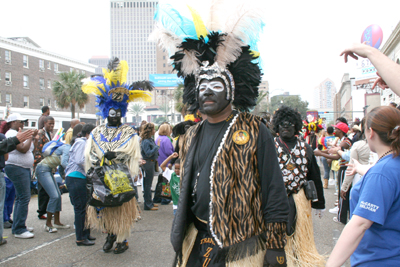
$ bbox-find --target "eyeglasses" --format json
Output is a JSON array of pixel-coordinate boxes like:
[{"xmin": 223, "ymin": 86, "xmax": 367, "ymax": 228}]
[{"xmin": 279, "ymin": 122, "xmax": 295, "ymax": 128}]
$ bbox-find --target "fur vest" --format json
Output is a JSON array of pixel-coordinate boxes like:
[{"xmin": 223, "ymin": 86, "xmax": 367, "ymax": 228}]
[{"xmin": 173, "ymin": 113, "xmax": 286, "ymax": 263}]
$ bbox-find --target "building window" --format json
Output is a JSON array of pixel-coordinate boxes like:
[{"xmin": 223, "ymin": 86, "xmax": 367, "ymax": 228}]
[
  {"xmin": 54, "ymin": 100, "xmax": 57, "ymax": 109},
  {"xmin": 23, "ymin": 96, "xmax": 29, "ymax": 108},
  {"xmin": 70, "ymin": 67, "xmax": 74, "ymax": 72},
  {"xmin": 5, "ymin": 72, "xmax": 11, "ymax": 86},
  {"xmin": 54, "ymin": 63, "xmax": 58, "ymax": 72},
  {"xmin": 5, "ymin": 50, "xmax": 11, "ymax": 64},
  {"xmin": 23, "ymin": 55, "xmax": 29, "ymax": 68},
  {"xmin": 6, "ymin": 94, "xmax": 11, "ymax": 104},
  {"xmin": 48, "ymin": 99, "xmax": 51, "ymax": 107},
  {"xmin": 82, "ymin": 70, "xmax": 85, "ymax": 75},
  {"xmin": 40, "ymin": 78, "xmax": 45, "ymax": 90},
  {"xmin": 40, "ymin": 98, "xmax": 44, "ymax": 107},
  {"xmin": 47, "ymin": 62, "xmax": 51, "ymax": 69},
  {"xmin": 31, "ymin": 121, "xmax": 36, "ymax": 127},
  {"xmin": 23, "ymin": 75, "xmax": 29, "ymax": 88},
  {"xmin": 48, "ymin": 80, "xmax": 51, "ymax": 89},
  {"xmin": 39, "ymin": 59, "xmax": 45, "ymax": 71}
]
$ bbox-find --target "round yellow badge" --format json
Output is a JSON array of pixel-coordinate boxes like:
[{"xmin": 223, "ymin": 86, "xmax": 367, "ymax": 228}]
[{"xmin": 232, "ymin": 130, "xmax": 250, "ymax": 145}]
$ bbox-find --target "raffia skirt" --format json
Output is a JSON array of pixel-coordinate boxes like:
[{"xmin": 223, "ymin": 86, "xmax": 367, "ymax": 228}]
[
  {"xmin": 285, "ymin": 188, "xmax": 325, "ymax": 267},
  {"xmin": 86, "ymin": 198, "xmax": 138, "ymax": 243}
]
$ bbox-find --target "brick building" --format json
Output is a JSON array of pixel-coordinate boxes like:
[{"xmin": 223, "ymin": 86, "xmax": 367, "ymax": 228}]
[{"xmin": 0, "ymin": 36, "xmax": 97, "ymax": 128}]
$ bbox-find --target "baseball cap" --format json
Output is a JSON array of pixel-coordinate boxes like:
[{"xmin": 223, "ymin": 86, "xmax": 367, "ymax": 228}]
[
  {"xmin": 6, "ymin": 113, "xmax": 28, "ymax": 123},
  {"xmin": 332, "ymin": 122, "xmax": 349, "ymax": 134}
]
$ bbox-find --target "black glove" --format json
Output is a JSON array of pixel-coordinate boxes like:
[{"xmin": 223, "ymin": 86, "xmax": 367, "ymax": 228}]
[
  {"xmin": 264, "ymin": 249, "xmax": 287, "ymax": 267},
  {"xmin": 104, "ymin": 151, "xmax": 117, "ymax": 161}
]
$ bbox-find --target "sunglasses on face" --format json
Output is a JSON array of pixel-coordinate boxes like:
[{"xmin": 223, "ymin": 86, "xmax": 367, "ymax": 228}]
[{"xmin": 279, "ymin": 122, "xmax": 295, "ymax": 128}]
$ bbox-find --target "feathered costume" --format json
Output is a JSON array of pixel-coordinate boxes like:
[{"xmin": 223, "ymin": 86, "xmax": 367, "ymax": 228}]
[
  {"xmin": 82, "ymin": 58, "xmax": 153, "ymax": 243},
  {"xmin": 150, "ymin": 0, "xmax": 263, "ymax": 113},
  {"xmin": 152, "ymin": 2, "xmax": 290, "ymax": 267}
]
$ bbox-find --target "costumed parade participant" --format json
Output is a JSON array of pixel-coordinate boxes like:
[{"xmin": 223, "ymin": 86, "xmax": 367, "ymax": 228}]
[
  {"xmin": 304, "ymin": 118, "xmax": 323, "ymax": 150},
  {"xmin": 152, "ymin": 2, "xmax": 289, "ymax": 266},
  {"xmin": 81, "ymin": 58, "xmax": 153, "ymax": 254},
  {"xmin": 272, "ymin": 106, "xmax": 325, "ymax": 267}
]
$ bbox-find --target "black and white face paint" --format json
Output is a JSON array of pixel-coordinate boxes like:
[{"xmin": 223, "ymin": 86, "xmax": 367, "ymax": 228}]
[
  {"xmin": 199, "ymin": 80, "xmax": 225, "ymax": 95},
  {"xmin": 198, "ymin": 78, "xmax": 231, "ymax": 116},
  {"xmin": 107, "ymin": 108, "xmax": 122, "ymax": 126}
]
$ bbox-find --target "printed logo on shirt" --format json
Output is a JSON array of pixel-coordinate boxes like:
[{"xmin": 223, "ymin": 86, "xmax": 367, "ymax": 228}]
[{"xmin": 359, "ymin": 201, "xmax": 379, "ymax": 212}]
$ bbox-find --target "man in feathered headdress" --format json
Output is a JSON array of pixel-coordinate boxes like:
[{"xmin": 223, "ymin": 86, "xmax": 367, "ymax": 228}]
[
  {"xmin": 81, "ymin": 58, "xmax": 153, "ymax": 254},
  {"xmin": 152, "ymin": 3, "xmax": 289, "ymax": 266}
]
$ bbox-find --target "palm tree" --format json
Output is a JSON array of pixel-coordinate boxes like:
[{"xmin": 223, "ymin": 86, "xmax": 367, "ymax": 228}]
[
  {"xmin": 128, "ymin": 102, "xmax": 145, "ymax": 125},
  {"xmin": 174, "ymin": 83, "xmax": 187, "ymax": 116},
  {"xmin": 53, "ymin": 71, "xmax": 88, "ymax": 118}
]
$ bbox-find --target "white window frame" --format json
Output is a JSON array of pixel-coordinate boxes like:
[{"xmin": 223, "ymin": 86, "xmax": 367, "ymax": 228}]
[
  {"xmin": 39, "ymin": 78, "xmax": 45, "ymax": 90},
  {"xmin": 23, "ymin": 55, "xmax": 29, "ymax": 68},
  {"xmin": 40, "ymin": 98, "xmax": 44, "ymax": 107},
  {"xmin": 23, "ymin": 96, "xmax": 29, "ymax": 108},
  {"xmin": 54, "ymin": 63, "xmax": 59, "ymax": 72},
  {"xmin": 47, "ymin": 80, "xmax": 51, "ymax": 89},
  {"xmin": 5, "ymin": 72, "xmax": 11, "ymax": 86},
  {"xmin": 5, "ymin": 51, "xmax": 11, "ymax": 64},
  {"xmin": 5, "ymin": 94, "xmax": 12, "ymax": 105},
  {"xmin": 70, "ymin": 67, "xmax": 74, "ymax": 72},
  {"xmin": 47, "ymin": 62, "xmax": 51, "ymax": 70},
  {"xmin": 23, "ymin": 75, "xmax": 29, "ymax": 88},
  {"xmin": 47, "ymin": 98, "xmax": 51, "ymax": 107},
  {"xmin": 39, "ymin": 59, "xmax": 45, "ymax": 71}
]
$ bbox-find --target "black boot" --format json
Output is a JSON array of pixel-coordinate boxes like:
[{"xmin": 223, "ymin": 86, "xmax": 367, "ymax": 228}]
[
  {"xmin": 103, "ymin": 234, "xmax": 116, "ymax": 252},
  {"xmin": 114, "ymin": 241, "xmax": 129, "ymax": 254}
]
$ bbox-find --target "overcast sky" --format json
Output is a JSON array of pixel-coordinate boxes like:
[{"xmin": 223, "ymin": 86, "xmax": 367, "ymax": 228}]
[{"xmin": 1, "ymin": 0, "xmax": 399, "ymax": 107}]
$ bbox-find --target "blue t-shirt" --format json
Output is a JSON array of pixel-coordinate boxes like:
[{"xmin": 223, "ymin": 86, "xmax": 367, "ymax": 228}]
[{"xmin": 350, "ymin": 154, "xmax": 400, "ymax": 266}]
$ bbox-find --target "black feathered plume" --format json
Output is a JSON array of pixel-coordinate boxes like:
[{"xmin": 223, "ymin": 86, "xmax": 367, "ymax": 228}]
[
  {"xmin": 129, "ymin": 80, "xmax": 155, "ymax": 91},
  {"xmin": 107, "ymin": 57, "xmax": 120, "ymax": 71}
]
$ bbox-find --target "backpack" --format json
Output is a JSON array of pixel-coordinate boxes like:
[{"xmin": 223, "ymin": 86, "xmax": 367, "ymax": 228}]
[{"xmin": 42, "ymin": 134, "xmax": 64, "ymax": 157}]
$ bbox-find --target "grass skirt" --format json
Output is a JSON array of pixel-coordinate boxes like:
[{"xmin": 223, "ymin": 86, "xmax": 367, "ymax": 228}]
[
  {"xmin": 285, "ymin": 189, "xmax": 325, "ymax": 267},
  {"xmin": 86, "ymin": 198, "xmax": 138, "ymax": 243}
]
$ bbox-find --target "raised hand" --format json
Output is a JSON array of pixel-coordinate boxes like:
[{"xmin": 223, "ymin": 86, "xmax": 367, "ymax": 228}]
[
  {"xmin": 16, "ymin": 129, "xmax": 34, "ymax": 143},
  {"xmin": 372, "ymin": 72, "xmax": 389, "ymax": 90}
]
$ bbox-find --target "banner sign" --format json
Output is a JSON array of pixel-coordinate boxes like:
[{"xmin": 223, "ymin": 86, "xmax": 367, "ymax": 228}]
[{"xmin": 149, "ymin": 74, "xmax": 183, "ymax": 87}]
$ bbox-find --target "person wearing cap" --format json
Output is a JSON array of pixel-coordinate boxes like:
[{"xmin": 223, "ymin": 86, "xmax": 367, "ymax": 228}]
[
  {"xmin": 2, "ymin": 114, "xmax": 37, "ymax": 238},
  {"xmin": 315, "ymin": 122, "xmax": 352, "ymax": 224}
]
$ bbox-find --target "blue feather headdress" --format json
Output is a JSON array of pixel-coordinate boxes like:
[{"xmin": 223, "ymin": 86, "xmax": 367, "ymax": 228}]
[
  {"xmin": 82, "ymin": 58, "xmax": 153, "ymax": 118},
  {"xmin": 151, "ymin": 1, "xmax": 265, "ymax": 112}
]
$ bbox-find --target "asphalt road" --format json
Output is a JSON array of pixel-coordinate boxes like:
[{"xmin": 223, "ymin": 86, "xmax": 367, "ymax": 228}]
[{"xmin": 0, "ymin": 174, "xmax": 348, "ymax": 267}]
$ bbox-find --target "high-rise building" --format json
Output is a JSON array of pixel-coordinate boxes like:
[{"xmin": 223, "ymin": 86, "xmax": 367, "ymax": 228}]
[
  {"xmin": 313, "ymin": 78, "xmax": 337, "ymax": 109},
  {"xmin": 89, "ymin": 56, "xmax": 110, "ymax": 75},
  {"xmin": 110, "ymin": 0, "xmax": 171, "ymax": 83}
]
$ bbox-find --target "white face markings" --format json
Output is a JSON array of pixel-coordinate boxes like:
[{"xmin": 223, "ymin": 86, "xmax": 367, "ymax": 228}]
[{"xmin": 198, "ymin": 80, "xmax": 225, "ymax": 97}]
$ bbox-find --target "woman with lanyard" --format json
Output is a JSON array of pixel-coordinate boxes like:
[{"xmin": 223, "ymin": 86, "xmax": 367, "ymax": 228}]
[{"xmin": 327, "ymin": 106, "xmax": 400, "ymax": 266}]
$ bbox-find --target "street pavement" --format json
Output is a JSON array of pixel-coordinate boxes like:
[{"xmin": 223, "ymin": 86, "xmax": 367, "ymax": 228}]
[{"xmin": 0, "ymin": 175, "xmax": 349, "ymax": 267}]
